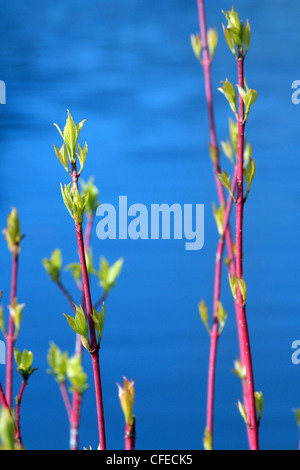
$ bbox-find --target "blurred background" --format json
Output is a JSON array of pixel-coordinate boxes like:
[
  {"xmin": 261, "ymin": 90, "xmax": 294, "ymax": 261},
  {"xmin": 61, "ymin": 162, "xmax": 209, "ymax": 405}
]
[{"xmin": 0, "ymin": 0, "xmax": 299, "ymax": 450}]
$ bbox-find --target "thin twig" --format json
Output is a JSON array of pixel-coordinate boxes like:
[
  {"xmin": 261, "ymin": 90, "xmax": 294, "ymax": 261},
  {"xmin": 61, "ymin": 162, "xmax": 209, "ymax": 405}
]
[{"xmin": 6, "ymin": 245, "xmax": 19, "ymax": 407}]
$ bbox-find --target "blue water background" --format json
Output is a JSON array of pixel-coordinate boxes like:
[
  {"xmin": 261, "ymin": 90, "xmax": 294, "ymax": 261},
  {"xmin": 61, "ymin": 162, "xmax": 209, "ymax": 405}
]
[{"xmin": 0, "ymin": 0, "xmax": 299, "ymax": 450}]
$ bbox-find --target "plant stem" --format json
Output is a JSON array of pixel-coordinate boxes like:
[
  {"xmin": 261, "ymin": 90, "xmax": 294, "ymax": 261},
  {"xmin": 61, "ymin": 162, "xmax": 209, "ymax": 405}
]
[
  {"xmin": 70, "ymin": 214, "xmax": 94, "ymax": 450},
  {"xmin": 70, "ymin": 389, "xmax": 82, "ymax": 451},
  {"xmin": 197, "ymin": 0, "xmax": 236, "ymax": 271},
  {"xmin": 197, "ymin": 0, "xmax": 255, "ymax": 449},
  {"xmin": 59, "ymin": 381, "xmax": 73, "ymax": 424},
  {"xmin": 15, "ymin": 379, "xmax": 27, "ymax": 447},
  {"xmin": 125, "ymin": 419, "xmax": 136, "ymax": 451},
  {"xmin": 235, "ymin": 52, "xmax": 258, "ymax": 450},
  {"xmin": 75, "ymin": 222, "xmax": 106, "ymax": 449},
  {"xmin": 205, "ymin": 173, "xmax": 237, "ymax": 440},
  {"xmin": 71, "ymin": 164, "xmax": 106, "ymax": 450},
  {"xmin": 6, "ymin": 245, "xmax": 19, "ymax": 408},
  {"xmin": 57, "ymin": 281, "xmax": 76, "ymax": 311},
  {"xmin": 94, "ymin": 292, "xmax": 108, "ymax": 311},
  {"xmin": 84, "ymin": 213, "xmax": 93, "ymax": 251},
  {"xmin": 0, "ymin": 381, "xmax": 8, "ymax": 408}
]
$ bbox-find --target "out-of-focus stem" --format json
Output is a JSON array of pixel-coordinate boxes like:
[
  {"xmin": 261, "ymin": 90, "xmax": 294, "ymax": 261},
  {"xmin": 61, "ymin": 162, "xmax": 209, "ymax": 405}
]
[
  {"xmin": 205, "ymin": 172, "xmax": 237, "ymax": 440},
  {"xmin": 59, "ymin": 381, "xmax": 73, "ymax": 424},
  {"xmin": 197, "ymin": 0, "xmax": 254, "ymax": 448},
  {"xmin": 70, "ymin": 389, "xmax": 82, "ymax": 451},
  {"xmin": 57, "ymin": 281, "xmax": 76, "ymax": 311}
]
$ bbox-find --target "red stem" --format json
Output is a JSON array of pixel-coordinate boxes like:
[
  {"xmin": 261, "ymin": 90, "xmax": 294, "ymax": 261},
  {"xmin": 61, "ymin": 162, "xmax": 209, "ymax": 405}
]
[
  {"xmin": 6, "ymin": 246, "xmax": 19, "ymax": 408},
  {"xmin": 94, "ymin": 292, "xmax": 108, "ymax": 311},
  {"xmin": 0, "ymin": 381, "xmax": 9, "ymax": 408},
  {"xmin": 205, "ymin": 174, "xmax": 237, "ymax": 438},
  {"xmin": 57, "ymin": 281, "xmax": 76, "ymax": 311},
  {"xmin": 125, "ymin": 420, "xmax": 136, "ymax": 451},
  {"xmin": 84, "ymin": 213, "xmax": 93, "ymax": 251},
  {"xmin": 15, "ymin": 379, "xmax": 27, "ymax": 447},
  {"xmin": 71, "ymin": 213, "xmax": 94, "ymax": 450},
  {"xmin": 75, "ymin": 222, "xmax": 106, "ymax": 449},
  {"xmin": 59, "ymin": 381, "xmax": 73, "ymax": 424},
  {"xmin": 235, "ymin": 52, "xmax": 259, "ymax": 450},
  {"xmin": 70, "ymin": 164, "xmax": 106, "ymax": 450},
  {"xmin": 70, "ymin": 389, "xmax": 82, "ymax": 451},
  {"xmin": 197, "ymin": 0, "xmax": 254, "ymax": 448}
]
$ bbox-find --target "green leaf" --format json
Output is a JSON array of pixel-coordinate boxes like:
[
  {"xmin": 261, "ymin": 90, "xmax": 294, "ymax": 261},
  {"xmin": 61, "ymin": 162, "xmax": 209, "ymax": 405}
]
[
  {"xmin": 232, "ymin": 359, "xmax": 246, "ymax": 380},
  {"xmin": 60, "ymin": 183, "xmax": 74, "ymax": 220},
  {"xmin": 54, "ymin": 111, "xmax": 86, "ymax": 165},
  {"xmin": 64, "ymin": 314, "xmax": 78, "ymax": 334},
  {"xmin": 222, "ymin": 7, "xmax": 243, "ymax": 51},
  {"xmin": 64, "ymin": 304, "xmax": 88, "ymax": 338},
  {"xmin": 242, "ymin": 20, "xmax": 251, "ymax": 56},
  {"xmin": 228, "ymin": 274, "xmax": 238, "ymax": 301},
  {"xmin": 207, "ymin": 28, "xmax": 218, "ymax": 58},
  {"xmin": 237, "ymin": 400, "xmax": 249, "ymax": 426},
  {"xmin": 117, "ymin": 377, "xmax": 135, "ymax": 428},
  {"xmin": 190, "ymin": 33, "xmax": 201, "ymax": 60},
  {"xmin": 9, "ymin": 300, "xmax": 25, "ymax": 336},
  {"xmin": 222, "ymin": 24, "xmax": 236, "ymax": 56},
  {"xmin": 63, "ymin": 110, "xmax": 79, "ymax": 162},
  {"xmin": 218, "ymin": 79, "xmax": 238, "ymax": 115},
  {"xmin": 216, "ymin": 301, "xmax": 227, "ymax": 334},
  {"xmin": 237, "ymin": 277, "xmax": 247, "ymax": 306},
  {"xmin": 65, "ymin": 262, "xmax": 82, "ymax": 283},
  {"xmin": 254, "ymin": 391, "xmax": 264, "ymax": 422},
  {"xmin": 92, "ymin": 304, "xmax": 105, "ymax": 344},
  {"xmin": 3, "ymin": 208, "xmax": 22, "ymax": 254},
  {"xmin": 229, "ymin": 118, "xmax": 238, "ymax": 155},
  {"xmin": 0, "ymin": 408, "xmax": 15, "ymax": 450},
  {"xmin": 47, "ymin": 342, "xmax": 68, "ymax": 383},
  {"xmin": 80, "ymin": 177, "xmax": 100, "ymax": 216},
  {"xmin": 237, "ymin": 81, "xmax": 258, "ymax": 119},
  {"xmin": 223, "ymin": 7, "xmax": 242, "ymax": 36},
  {"xmin": 216, "ymin": 170, "xmax": 236, "ymax": 201},
  {"xmin": 74, "ymin": 305, "xmax": 89, "ymax": 338},
  {"xmin": 221, "ymin": 140, "xmax": 234, "ymax": 166},
  {"xmin": 42, "ymin": 249, "xmax": 62, "ymax": 283},
  {"xmin": 243, "ymin": 142, "xmax": 252, "ymax": 168},
  {"xmin": 244, "ymin": 158, "xmax": 256, "ymax": 200},
  {"xmin": 208, "ymin": 144, "xmax": 218, "ymax": 165},
  {"xmin": 14, "ymin": 348, "xmax": 36, "ymax": 379},
  {"xmin": 67, "ymin": 355, "xmax": 89, "ymax": 394},
  {"xmin": 203, "ymin": 428, "xmax": 212, "ymax": 451},
  {"xmin": 81, "ymin": 336, "xmax": 91, "ymax": 352},
  {"xmin": 198, "ymin": 300, "xmax": 210, "ymax": 333},
  {"xmin": 60, "ymin": 183, "xmax": 89, "ymax": 224},
  {"xmin": 94, "ymin": 257, "xmax": 124, "ymax": 293},
  {"xmin": 212, "ymin": 202, "xmax": 225, "ymax": 236},
  {"xmin": 78, "ymin": 141, "xmax": 88, "ymax": 175},
  {"xmin": 0, "ymin": 306, "xmax": 6, "ymax": 335},
  {"xmin": 293, "ymin": 408, "xmax": 300, "ymax": 428},
  {"xmin": 53, "ymin": 144, "xmax": 69, "ymax": 173}
]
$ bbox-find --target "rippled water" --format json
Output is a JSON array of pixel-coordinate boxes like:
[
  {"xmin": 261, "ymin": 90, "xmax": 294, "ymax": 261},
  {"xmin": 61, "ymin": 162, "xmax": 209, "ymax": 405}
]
[{"xmin": 0, "ymin": 0, "xmax": 299, "ymax": 450}]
